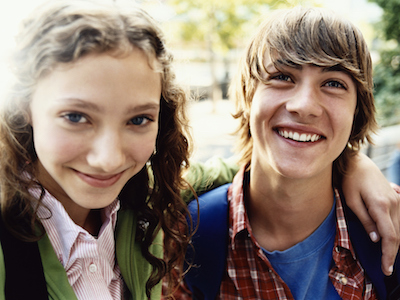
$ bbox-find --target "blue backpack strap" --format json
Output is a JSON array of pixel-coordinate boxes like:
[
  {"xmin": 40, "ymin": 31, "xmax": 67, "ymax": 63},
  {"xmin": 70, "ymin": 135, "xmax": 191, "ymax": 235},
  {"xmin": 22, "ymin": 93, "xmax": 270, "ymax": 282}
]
[
  {"xmin": 184, "ymin": 183, "xmax": 231, "ymax": 300},
  {"xmin": 342, "ymin": 193, "xmax": 400, "ymax": 299}
]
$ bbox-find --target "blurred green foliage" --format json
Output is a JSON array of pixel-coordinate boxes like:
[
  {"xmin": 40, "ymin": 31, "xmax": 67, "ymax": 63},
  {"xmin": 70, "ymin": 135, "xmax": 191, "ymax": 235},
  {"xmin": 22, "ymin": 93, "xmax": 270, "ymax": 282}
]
[
  {"xmin": 166, "ymin": 0, "xmax": 314, "ymax": 102},
  {"xmin": 167, "ymin": 0, "xmax": 312, "ymax": 54},
  {"xmin": 369, "ymin": 0, "xmax": 400, "ymax": 126}
]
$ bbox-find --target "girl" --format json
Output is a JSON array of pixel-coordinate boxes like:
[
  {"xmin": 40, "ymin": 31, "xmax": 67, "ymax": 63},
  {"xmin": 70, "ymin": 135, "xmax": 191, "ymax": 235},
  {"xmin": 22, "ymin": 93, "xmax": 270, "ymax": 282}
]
[
  {"xmin": 0, "ymin": 1, "xmax": 193, "ymax": 299},
  {"xmin": 0, "ymin": 1, "xmax": 398, "ymax": 300}
]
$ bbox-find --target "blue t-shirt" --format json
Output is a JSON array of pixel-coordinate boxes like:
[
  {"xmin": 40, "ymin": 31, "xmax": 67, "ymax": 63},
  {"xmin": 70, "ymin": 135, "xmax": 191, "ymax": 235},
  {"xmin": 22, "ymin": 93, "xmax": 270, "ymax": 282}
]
[{"xmin": 263, "ymin": 200, "xmax": 340, "ymax": 299}]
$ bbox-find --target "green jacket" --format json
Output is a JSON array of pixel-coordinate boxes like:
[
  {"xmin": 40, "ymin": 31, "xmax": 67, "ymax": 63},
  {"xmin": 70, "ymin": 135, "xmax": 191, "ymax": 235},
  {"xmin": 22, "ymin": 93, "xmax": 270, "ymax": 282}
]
[
  {"xmin": 34, "ymin": 209, "xmax": 162, "ymax": 300},
  {"xmin": 0, "ymin": 157, "xmax": 238, "ymax": 300}
]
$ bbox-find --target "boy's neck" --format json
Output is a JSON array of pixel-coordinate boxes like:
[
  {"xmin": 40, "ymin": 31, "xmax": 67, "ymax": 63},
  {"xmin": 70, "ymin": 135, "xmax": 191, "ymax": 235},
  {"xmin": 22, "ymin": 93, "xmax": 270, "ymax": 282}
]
[{"xmin": 247, "ymin": 168, "xmax": 334, "ymax": 252}]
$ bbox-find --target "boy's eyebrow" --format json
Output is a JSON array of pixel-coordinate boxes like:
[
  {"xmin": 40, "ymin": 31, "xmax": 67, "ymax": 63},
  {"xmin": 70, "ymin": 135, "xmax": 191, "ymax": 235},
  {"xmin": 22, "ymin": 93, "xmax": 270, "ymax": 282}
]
[
  {"xmin": 277, "ymin": 60, "xmax": 302, "ymax": 69},
  {"xmin": 321, "ymin": 65, "xmax": 347, "ymax": 73},
  {"xmin": 266, "ymin": 61, "xmax": 348, "ymax": 74},
  {"xmin": 265, "ymin": 60, "xmax": 303, "ymax": 72}
]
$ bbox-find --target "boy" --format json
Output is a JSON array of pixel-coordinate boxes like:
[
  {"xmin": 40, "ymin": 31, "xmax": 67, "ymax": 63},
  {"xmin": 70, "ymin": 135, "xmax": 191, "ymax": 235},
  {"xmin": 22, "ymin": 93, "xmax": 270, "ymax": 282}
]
[{"xmin": 185, "ymin": 7, "xmax": 400, "ymax": 299}]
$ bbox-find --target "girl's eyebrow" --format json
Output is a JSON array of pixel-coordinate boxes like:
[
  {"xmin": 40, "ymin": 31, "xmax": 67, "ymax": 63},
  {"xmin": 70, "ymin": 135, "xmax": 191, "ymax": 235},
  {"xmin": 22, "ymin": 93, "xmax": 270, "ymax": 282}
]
[
  {"xmin": 56, "ymin": 98, "xmax": 102, "ymax": 112},
  {"xmin": 126, "ymin": 103, "xmax": 160, "ymax": 114},
  {"xmin": 55, "ymin": 98, "xmax": 160, "ymax": 114}
]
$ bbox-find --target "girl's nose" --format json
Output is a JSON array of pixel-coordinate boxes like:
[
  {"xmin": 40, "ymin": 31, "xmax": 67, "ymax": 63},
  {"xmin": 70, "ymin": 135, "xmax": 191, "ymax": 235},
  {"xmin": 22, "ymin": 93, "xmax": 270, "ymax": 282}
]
[{"xmin": 86, "ymin": 130, "xmax": 126, "ymax": 173}]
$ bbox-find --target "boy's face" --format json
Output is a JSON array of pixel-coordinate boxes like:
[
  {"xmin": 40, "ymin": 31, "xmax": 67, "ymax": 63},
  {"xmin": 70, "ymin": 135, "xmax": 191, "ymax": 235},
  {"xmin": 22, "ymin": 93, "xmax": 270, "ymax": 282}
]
[{"xmin": 249, "ymin": 57, "xmax": 357, "ymax": 181}]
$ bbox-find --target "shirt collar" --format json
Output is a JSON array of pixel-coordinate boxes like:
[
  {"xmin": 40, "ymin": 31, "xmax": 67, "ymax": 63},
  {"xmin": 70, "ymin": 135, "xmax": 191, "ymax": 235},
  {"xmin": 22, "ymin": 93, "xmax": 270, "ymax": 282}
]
[
  {"xmin": 229, "ymin": 166, "xmax": 355, "ymax": 257},
  {"xmin": 229, "ymin": 166, "xmax": 250, "ymax": 240},
  {"xmin": 333, "ymin": 188, "xmax": 357, "ymax": 260},
  {"xmin": 32, "ymin": 185, "xmax": 120, "ymax": 265}
]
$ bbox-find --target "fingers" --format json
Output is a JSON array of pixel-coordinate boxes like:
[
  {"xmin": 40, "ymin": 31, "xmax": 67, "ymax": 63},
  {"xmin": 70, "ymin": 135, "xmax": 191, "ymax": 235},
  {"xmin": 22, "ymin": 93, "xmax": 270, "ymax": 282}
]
[
  {"xmin": 348, "ymin": 192, "xmax": 397, "ymax": 275},
  {"xmin": 383, "ymin": 182, "xmax": 400, "ymax": 275},
  {"xmin": 367, "ymin": 189, "xmax": 400, "ymax": 276},
  {"xmin": 345, "ymin": 190, "xmax": 380, "ymax": 242},
  {"xmin": 390, "ymin": 182, "xmax": 400, "ymax": 194},
  {"xmin": 342, "ymin": 153, "xmax": 400, "ymax": 275},
  {"xmin": 381, "ymin": 235, "xmax": 396, "ymax": 275}
]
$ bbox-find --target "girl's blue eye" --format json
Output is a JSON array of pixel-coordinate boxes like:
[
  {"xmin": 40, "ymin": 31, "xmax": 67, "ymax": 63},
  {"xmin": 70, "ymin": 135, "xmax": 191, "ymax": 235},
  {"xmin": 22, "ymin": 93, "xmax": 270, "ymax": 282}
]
[
  {"xmin": 130, "ymin": 116, "xmax": 149, "ymax": 125},
  {"xmin": 65, "ymin": 113, "xmax": 86, "ymax": 123}
]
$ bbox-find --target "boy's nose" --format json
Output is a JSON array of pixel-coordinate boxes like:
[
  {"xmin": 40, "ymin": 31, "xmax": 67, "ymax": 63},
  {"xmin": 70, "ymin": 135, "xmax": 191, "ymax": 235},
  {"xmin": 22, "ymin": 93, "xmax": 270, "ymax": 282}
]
[{"xmin": 286, "ymin": 85, "xmax": 323, "ymax": 119}]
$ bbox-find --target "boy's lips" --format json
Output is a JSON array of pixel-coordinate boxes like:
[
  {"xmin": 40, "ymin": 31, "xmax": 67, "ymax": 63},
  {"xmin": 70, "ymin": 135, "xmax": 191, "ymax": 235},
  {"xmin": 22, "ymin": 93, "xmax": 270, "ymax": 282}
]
[
  {"xmin": 274, "ymin": 125, "xmax": 326, "ymax": 143},
  {"xmin": 277, "ymin": 129, "xmax": 323, "ymax": 142}
]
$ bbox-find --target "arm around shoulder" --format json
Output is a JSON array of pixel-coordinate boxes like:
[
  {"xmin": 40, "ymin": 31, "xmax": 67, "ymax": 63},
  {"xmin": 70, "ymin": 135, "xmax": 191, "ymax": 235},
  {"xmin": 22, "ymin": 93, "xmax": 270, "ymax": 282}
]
[{"xmin": 182, "ymin": 156, "xmax": 238, "ymax": 203}]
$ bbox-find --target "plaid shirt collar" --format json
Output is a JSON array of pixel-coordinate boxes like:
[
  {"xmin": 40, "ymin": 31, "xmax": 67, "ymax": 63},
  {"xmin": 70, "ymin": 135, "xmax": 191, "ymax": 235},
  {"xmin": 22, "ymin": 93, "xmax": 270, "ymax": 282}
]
[{"xmin": 229, "ymin": 166, "xmax": 356, "ymax": 256}]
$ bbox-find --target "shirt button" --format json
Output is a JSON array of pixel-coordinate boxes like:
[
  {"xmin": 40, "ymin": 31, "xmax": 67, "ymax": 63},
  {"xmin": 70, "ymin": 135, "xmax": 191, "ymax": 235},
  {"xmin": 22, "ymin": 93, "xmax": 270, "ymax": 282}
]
[
  {"xmin": 339, "ymin": 274, "xmax": 348, "ymax": 285},
  {"xmin": 89, "ymin": 263, "xmax": 97, "ymax": 273}
]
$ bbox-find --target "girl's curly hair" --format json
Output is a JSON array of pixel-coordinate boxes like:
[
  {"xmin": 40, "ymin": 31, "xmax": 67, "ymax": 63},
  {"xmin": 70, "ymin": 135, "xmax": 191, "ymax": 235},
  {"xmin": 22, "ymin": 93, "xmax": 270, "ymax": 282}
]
[{"xmin": 0, "ymin": 0, "xmax": 192, "ymax": 298}]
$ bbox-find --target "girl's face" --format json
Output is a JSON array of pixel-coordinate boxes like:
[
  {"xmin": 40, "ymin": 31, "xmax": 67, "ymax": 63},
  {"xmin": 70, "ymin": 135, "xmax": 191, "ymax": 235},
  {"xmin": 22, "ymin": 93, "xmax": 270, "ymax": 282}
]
[{"xmin": 29, "ymin": 49, "xmax": 161, "ymax": 223}]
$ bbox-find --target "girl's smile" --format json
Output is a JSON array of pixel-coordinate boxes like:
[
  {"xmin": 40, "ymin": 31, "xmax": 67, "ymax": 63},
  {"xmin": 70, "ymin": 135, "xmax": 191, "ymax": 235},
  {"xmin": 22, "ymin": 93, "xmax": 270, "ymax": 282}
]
[{"xmin": 73, "ymin": 169, "xmax": 125, "ymax": 188}]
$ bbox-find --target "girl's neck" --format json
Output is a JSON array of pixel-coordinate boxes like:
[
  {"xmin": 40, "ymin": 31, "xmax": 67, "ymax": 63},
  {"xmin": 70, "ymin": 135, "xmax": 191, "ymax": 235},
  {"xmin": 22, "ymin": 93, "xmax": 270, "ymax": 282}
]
[{"xmin": 84, "ymin": 209, "xmax": 102, "ymax": 236}]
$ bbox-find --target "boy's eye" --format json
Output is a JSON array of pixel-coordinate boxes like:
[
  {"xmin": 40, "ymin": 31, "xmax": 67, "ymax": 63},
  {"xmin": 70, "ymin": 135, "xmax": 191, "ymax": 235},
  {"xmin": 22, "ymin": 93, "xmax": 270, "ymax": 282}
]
[
  {"xmin": 63, "ymin": 113, "xmax": 87, "ymax": 123},
  {"xmin": 325, "ymin": 81, "xmax": 346, "ymax": 89},
  {"xmin": 272, "ymin": 74, "xmax": 292, "ymax": 82}
]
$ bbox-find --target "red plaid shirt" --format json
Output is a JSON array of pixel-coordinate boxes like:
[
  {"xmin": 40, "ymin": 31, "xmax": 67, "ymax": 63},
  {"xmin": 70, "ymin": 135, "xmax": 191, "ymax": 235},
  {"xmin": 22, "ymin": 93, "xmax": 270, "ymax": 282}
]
[{"xmin": 218, "ymin": 167, "xmax": 377, "ymax": 300}]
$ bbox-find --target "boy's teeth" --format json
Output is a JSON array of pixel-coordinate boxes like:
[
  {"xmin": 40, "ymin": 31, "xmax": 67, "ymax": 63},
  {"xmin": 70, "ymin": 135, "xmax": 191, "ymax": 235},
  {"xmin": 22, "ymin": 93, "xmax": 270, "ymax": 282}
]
[
  {"xmin": 293, "ymin": 132, "xmax": 300, "ymax": 141},
  {"xmin": 278, "ymin": 130, "xmax": 321, "ymax": 142}
]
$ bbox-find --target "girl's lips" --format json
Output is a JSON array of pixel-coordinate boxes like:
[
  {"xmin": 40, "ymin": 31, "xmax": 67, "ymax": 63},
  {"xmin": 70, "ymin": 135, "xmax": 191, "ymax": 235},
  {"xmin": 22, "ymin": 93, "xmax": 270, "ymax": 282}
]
[{"xmin": 75, "ymin": 170, "xmax": 124, "ymax": 188}]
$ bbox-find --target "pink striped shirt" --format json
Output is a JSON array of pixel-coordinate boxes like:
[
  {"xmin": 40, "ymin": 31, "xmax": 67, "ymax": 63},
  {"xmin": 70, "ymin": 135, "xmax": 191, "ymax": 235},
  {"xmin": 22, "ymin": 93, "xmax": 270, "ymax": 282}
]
[{"xmin": 32, "ymin": 187, "xmax": 123, "ymax": 300}]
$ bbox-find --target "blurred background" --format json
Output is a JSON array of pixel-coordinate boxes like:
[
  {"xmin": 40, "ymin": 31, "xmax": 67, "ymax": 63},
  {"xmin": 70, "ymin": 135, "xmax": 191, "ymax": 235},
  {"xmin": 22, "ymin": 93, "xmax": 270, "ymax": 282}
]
[{"xmin": 1, "ymin": 0, "xmax": 400, "ymax": 182}]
